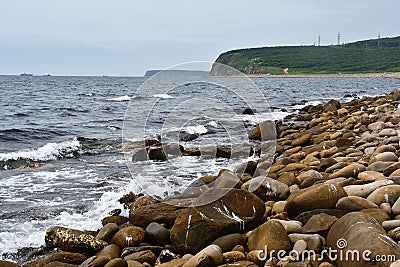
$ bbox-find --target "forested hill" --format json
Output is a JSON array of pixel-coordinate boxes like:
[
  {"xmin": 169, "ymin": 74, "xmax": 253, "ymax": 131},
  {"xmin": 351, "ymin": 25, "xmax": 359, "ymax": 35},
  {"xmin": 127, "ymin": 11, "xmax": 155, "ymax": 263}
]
[{"xmin": 210, "ymin": 36, "xmax": 400, "ymax": 75}]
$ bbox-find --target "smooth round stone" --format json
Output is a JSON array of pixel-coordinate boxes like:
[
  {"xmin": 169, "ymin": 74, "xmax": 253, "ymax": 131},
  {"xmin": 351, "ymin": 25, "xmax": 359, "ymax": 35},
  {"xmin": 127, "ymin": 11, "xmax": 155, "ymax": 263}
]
[
  {"xmin": 269, "ymin": 219, "xmax": 302, "ymax": 233},
  {"xmin": 297, "ymin": 170, "xmax": 323, "ymax": 182},
  {"xmin": 145, "ymin": 222, "xmax": 170, "ymax": 246},
  {"xmin": 358, "ymin": 171, "xmax": 386, "ymax": 181},
  {"xmin": 232, "ymin": 245, "xmax": 245, "ymax": 253},
  {"xmin": 383, "ymin": 162, "xmax": 400, "ymax": 176},
  {"xmin": 288, "ymin": 233, "xmax": 325, "ymax": 252},
  {"xmin": 364, "ymin": 147, "xmax": 376, "ymax": 156},
  {"xmin": 378, "ymin": 129, "xmax": 398, "ymax": 137},
  {"xmin": 126, "ymin": 261, "xmax": 145, "ymax": 267},
  {"xmin": 222, "ymin": 251, "xmax": 246, "ymax": 263},
  {"xmin": 80, "ymin": 256, "xmax": 109, "ymax": 267},
  {"xmin": 292, "ymin": 240, "xmax": 307, "ymax": 254},
  {"xmin": 336, "ymin": 196, "xmax": 378, "ymax": 211},
  {"xmin": 319, "ymin": 262, "xmax": 335, "ymax": 267},
  {"xmin": 211, "ymin": 234, "xmax": 247, "ymax": 252},
  {"xmin": 104, "ymin": 258, "xmax": 128, "ymax": 267},
  {"xmin": 367, "ymin": 161, "xmax": 388, "ymax": 172},
  {"xmin": 96, "ymin": 244, "xmax": 121, "ymax": 260},
  {"xmin": 392, "ymin": 196, "xmax": 400, "ymax": 215},
  {"xmin": 248, "ymin": 220, "xmax": 291, "ymax": 254},
  {"xmin": 246, "ymin": 250, "xmax": 267, "ymax": 266},
  {"xmin": 360, "ymin": 208, "xmax": 390, "ymax": 224},
  {"xmin": 374, "ymin": 145, "xmax": 397, "ymax": 154},
  {"xmin": 124, "ymin": 250, "xmax": 156, "ymax": 266},
  {"xmin": 301, "ymin": 213, "xmax": 337, "ymax": 235},
  {"xmin": 367, "ymin": 185, "xmax": 400, "ymax": 205},
  {"xmin": 380, "ymin": 203, "xmax": 392, "ymax": 215},
  {"xmin": 344, "ymin": 179, "xmax": 394, "ymax": 197},
  {"xmin": 111, "ymin": 226, "xmax": 145, "ymax": 248},
  {"xmin": 370, "ymin": 152, "xmax": 398, "ymax": 164},
  {"xmin": 181, "ymin": 245, "xmax": 223, "ymax": 267},
  {"xmin": 272, "ymin": 201, "xmax": 287, "ymax": 215},
  {"xmin": 328, "ymin": 163, "xmax": 366, "ymax": 179},
  {"xmin": 390, "ymin": 260, "xmax": 400, "ymax": 267},
  {"xmin": 97, "ymin": 223, "xmax": 119, "ymax": 242},
  {"xmin": 383, "ymin": 220, "xmax": 400, "ymax": 231},
  {"xmin": 391, "ymin": 169, "xmax": 400, "ymax": 177}
]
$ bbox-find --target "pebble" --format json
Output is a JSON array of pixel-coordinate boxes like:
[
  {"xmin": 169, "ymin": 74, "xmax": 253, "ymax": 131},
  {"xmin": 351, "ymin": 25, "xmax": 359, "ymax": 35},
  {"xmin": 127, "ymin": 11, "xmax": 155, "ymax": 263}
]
[{"xmin": 181, "ymin": 245, "xmax": 223, "ymax": 267}]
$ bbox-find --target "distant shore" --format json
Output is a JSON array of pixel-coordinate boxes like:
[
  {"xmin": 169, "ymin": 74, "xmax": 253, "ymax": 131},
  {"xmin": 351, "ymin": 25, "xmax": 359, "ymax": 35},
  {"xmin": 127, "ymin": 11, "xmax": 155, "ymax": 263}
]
[{"xmin": 243, "ymin": 72, "xmax": 400, "ymax": 79}]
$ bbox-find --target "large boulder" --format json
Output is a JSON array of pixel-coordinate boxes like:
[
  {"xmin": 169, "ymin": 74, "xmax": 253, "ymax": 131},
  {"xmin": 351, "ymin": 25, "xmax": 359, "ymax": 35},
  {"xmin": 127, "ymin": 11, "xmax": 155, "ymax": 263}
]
[
  {"xmin": 45, "ymin": 226, "xmax": 107, "ymax": 254},
  {"xmin": 248, "ymin": 121, "xmax": 276, "ymax": 141},
  {"xmin": 285, "ymin": 184, "xmax": 347, "ymax": 218},
  {"xmin": 170, "ymin": 189, "xmax": 265, "ymax": 254},
  {"xmin": 327, "ymin": 212, "xmax": 400, "ymax": 267},
  {"xmin": 129, "ymin": 202, "xmax": 186, "ymax": 228}
]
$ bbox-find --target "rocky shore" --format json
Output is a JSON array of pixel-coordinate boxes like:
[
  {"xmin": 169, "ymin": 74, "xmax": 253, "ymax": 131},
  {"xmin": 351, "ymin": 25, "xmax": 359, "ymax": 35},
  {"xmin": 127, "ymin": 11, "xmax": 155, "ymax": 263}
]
[{"xmin": 6, "ymin": 89, "xmax": 400, "ymax": 266}]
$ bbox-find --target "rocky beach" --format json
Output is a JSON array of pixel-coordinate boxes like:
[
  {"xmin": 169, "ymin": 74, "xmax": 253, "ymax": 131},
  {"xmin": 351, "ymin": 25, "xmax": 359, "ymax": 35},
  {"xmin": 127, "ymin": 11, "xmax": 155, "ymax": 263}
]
[{"xmin": 5, "ymin": 87, "xmax": 400, "ymax": 267}]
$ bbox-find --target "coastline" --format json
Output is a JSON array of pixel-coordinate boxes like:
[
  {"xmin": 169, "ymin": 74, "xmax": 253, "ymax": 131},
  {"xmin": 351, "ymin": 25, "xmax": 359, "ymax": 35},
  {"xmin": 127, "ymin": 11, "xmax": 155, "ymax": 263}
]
[
  {"xmin": 211, "ymin": 72, "xmax": 400, "ymax": 79},
  {"xmin": 5, "ymin": 89, "xmax": 400, "ymax": 266}
]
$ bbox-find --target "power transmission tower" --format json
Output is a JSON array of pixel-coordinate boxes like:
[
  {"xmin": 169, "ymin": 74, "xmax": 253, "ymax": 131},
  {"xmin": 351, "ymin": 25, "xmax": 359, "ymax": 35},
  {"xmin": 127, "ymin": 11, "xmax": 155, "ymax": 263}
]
[
  {"xmin": 378, "ymin": 33, "xmax": 381, "ymax": 48},
  {"xmin": 318, "ymin": 35, "xmax": 321, "ymax": 46},
  {"xmin": 337, "ymin": 32, "xmax": 341, "ymax": 45}
]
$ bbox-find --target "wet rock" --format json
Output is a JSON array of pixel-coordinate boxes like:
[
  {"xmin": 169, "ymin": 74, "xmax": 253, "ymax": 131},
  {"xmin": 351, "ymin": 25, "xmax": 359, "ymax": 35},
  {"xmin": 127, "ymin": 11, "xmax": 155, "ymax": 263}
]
[
  {"xmin": 104, "ymin": 258, "xmax": 128, "ymax": 267},
  {"xmin": 241, "ymin": 176, "xmax": 289, "ymax": 201},
  {"xmin": 248, "ymin": 121, "xmax": 276, "ymax": 141},
  {"xmin": 370, "ymin": 151, "xmax": 398, "ymax": 164},
  {"xmin": 288, "ymin": 233, "xmax": 324, "ymax": 252},
  {"xmin": 243, "ymin": 108, "xmax": 256, "ymax": 115},
  {"xmin": 80, "ymin": 256, "xmax": 109, "ymax": 267},
  {"xmin": 171, "ymin": 189, "xmax": 264, "ymax": 254},
  {"xmin": 223, "ymin": 251, "xmax": 246, "ymax": 263},
  {"xmin": 45, "ymin": 226, "xmax": 107, "ymax": 254},
  {"xmin": 294, "ymin": 209, "xmax": 348, "ymax": 225},
  {"xmin": 344, "ymin": 179, "xmax": 394, "ymax": 197},
  {"xmin": 130, "ymin": 195, "xmax": 158, "ymax": 210},
  {"xmin": 212, "ymin": 233, "xmax": 247, "ymax": 252},
  {"xmin": 358, "ymin": 170, "xmax": 386, "ymax": 181},
  {"xmin": 148, "ymin": 147, "xmax": 167, "ymax": 161},
  {"xmin": 102, "ymin": 216, "xmax": 129, "ymax": 226},
  {"xmin": 335, "ymin": 137, "xmax": 353, "ymax": 148},
  {"xmin": 285, "ymin": 183, "xmax": 347, "ymax": 218},
  {"xmin": 301, "ymin": 213, "xmax": 337, "ymax": 236},
  {"xmin": 384, "ymin": 162, "xmax": 400, "ymax": 176},
  {"xmin": 367, "ymin": 161, "xmax": 388, "ymax": 172},
  {"xmin": 124, "ymin": 250, "xmax": 156, "ymax": 266},
  {"xmin": 328, "ymin": 163, "xmax": 366, "ymax": 179},
  {"xmin": 360, "ymin": 208, "xmax": 390, "ymax": 224},
  {"xmin": 132, "ymin": 148, "xmax": 149, "ymax": 162},
  {"xmin": 269, "ymin": 219, "xmax": 302, "ymax": 233},
  {"xmin": 181, "ymin": 245, "xmax": 223, "ymax": 267},
  {"xmin": 96, "ymin": 223, "xmax": 119, "ymax": 242},
  {"xmin": 366, "ymin": 185, "xmax": 400, "ymax": 205},
  {"xmin": 145, "ymin": 222, "xmax": 170, "ymax": 246},
  {"xmin": 96, "ymin": 244, "xmax": 120, "ymax": 260},
  {"xmin": 336, "ymin": 196, "xmax": 378, "ymax": 211},
  {"xmin": 327, "ymin": 212, "xmax": 400, "ymax": 267},
  {"xmin": 323, "ymin": 99, "xmax": 341, "ymax": 113},
  {"xmin": 180, "ymin": 133, "xmax": 199, "ymax": 142},
  {"xmin": 129, "ymin": 202, "xmax": 185, "ymax": 228},
  {"xmin": 382, "ymin": 220, "xmax": 400, "ymax": 231},
  {"xmin": 291, "ymin": 134, "xmax": 312, "ymax": 147},
  {"xmin": 111, "ymin": 226, "xmax": 145, "ymax": 249},
  {"xmin": 247, "ymin": 220, "xmax": 291, "ymax": 254},
  {"xmin": 0, "ymin": 260, "xmax": 19, "ymax": 267},
  {"xmin": 24, "ymin": 251, "xmax": 86, "ymax": 267}
]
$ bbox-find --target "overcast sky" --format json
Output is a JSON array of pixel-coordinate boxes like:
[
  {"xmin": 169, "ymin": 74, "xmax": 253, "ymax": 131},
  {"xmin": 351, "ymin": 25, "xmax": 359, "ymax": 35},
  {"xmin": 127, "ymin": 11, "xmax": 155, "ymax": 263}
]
[{"xmin": 1, "ymin": 0, "xmax": 399, "ymax": 76}]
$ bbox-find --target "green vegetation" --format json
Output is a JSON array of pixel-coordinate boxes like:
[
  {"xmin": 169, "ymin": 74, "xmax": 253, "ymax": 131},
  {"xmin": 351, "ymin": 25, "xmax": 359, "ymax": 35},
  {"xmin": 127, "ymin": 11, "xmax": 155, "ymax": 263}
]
[{"xmin": 211, "ymin": 36, "xmax": 400, "ymax": 75}]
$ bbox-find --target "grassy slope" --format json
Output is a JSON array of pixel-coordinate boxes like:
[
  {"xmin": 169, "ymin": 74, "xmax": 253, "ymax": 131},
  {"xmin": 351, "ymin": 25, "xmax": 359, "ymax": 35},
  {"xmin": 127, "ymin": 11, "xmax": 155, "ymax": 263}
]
[{"xmin": 212, "ymin": 36, "xmax": 400, "ymax": 75}]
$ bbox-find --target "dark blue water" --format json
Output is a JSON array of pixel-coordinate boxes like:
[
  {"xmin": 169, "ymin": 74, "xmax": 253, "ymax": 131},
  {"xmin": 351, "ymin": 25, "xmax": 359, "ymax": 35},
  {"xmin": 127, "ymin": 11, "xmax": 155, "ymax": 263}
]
[{"xmin": 1, "ymin": 75, "xmax": 399, "ymax": 258}]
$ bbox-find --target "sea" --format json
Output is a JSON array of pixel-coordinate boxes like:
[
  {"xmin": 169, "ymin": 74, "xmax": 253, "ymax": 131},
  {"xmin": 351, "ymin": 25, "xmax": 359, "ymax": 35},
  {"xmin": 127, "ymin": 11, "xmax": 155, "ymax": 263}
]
[{"xmin": 1, "ymin": 74, "xmax": 400, "ymax": 261}]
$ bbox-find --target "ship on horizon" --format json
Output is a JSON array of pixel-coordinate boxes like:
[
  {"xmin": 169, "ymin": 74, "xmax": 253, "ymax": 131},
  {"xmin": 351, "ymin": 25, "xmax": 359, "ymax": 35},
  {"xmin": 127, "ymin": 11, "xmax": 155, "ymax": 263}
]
[{"xmin": 20, "ymin": 73, "xmax": 33, "ymax": 77}]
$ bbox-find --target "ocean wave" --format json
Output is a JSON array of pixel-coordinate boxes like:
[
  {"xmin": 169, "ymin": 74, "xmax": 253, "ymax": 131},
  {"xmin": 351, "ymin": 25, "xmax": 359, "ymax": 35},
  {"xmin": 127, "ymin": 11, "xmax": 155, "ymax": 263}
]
[
  {"xmin": 0, "ymin": 138, "xmax": 80, "ymax": 162},
  {"xmin": 292, "ymin": 100, "xmax": 322, "ymax": 110},
  {"xmin": 152, "ymin": 93, "xmax": 173, "ymax": 99},
  {"xmin": 106, "ymin": 95, "xmax": 132, "ymax": 102},
  {"xmin": 186, "ymin": 125, "xmax": 208, "ymax": 134}
]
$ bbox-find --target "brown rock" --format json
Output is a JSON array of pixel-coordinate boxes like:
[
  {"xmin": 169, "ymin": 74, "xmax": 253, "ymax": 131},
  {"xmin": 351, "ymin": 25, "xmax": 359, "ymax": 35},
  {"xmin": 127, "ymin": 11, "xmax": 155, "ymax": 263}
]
[
  {"xmin": 285, "ymin": 184, "xmax": 347, "ymax": 218},
  {"xmin": 212, "ymin": 234, "xmax": 247, "ymax": 252},
  {"xmin": 96, "ymin": 244, "xmax": 121, "ymax": 260},
  {"xmin": 96, "ymin": 223, "xmax": 119, "ymax": 242},
  {"xmin": 0, "ymin": 260, "xmax": 20, "ymax": 267},
  {"xmin": 336, "ymin": 196, "xmax": 378, "ymax": 211},
  {"xmin": 291, "ymin": 134, "xmax": 312, "ymax": 147},
  {"xmin": 45, "ymin": 226, "xmax": 107, "ymax": 254},
  {"xmin": 327, "ymin": 212, "xmax": 400, "ymax": 267},
  {"xmin": 145, "ymin": 222, "xmax": 170, "ymax": 246},
  {"xmin": 301, "ymin": 213, "xmax": 337, "ymax": 235},
  {"xmin": 80, "ymin": 256, "xmax": 109, "ymax": 267},
  {"xmin": 102, "ymin": 216, "xmax": 129, "ymax": 226},
  {"xmin": 248, "ymin": 121, "xmax": 276, "ymax": 141},
  {"xmin": 357, "ymin": 171, "xmax": 386, "ymax": 181},
  {"xmin": 171, "ymin": 189, "xmax": 265, "ymax": 254},
  {"xmin": 367, "ymin": 185, "xmax": 400, "ymax": 205},
  {"xmin": 328, "ymin": 163, "xmax": 366, "ymax": 179},
  {"xmin": 360, "ymin": 208, "xmax": 390, "ymax": 224},
  {"xmin": 124, "ymin": 250, "xmax": 156, "ymax": 266},
  {"xmin": 129, "ymin": 202, "xmax": 185, "ymax": 228},
  {"xmin": 111, "ymin": 226, "xmax": 145, "ymax": 249},
  {"xmin": 241, "ymin": 176, "xmax": 289, "ymax": 201},
  {"xmin": 247, "ymin": 220, "xmax": 291, "ymax": 255},
  {"xmin": 104, "ymin": 258, "xmax": 128, "ymax": 267}
]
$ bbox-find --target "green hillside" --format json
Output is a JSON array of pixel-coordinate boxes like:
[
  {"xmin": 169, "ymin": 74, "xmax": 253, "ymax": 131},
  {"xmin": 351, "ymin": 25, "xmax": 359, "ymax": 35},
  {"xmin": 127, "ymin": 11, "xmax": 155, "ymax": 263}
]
[{"xmin": 211, "ymin": 36, "xmax": 400, "ymax": 75}]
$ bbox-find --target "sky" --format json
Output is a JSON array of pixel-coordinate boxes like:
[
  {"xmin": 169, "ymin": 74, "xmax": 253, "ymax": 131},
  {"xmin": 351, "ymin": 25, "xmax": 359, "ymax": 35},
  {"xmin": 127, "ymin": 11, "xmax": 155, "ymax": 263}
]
[{"xmin": 1, "ymin": 0, "xmax": 399, "ymax": 76}]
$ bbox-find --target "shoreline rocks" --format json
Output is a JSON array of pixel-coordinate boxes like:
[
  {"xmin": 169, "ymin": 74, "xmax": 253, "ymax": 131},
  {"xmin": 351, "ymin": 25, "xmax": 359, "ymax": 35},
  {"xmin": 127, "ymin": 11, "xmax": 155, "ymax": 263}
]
[{"xmin": 15, "ymin": 89, "xmax": 400, "ymax": 267}]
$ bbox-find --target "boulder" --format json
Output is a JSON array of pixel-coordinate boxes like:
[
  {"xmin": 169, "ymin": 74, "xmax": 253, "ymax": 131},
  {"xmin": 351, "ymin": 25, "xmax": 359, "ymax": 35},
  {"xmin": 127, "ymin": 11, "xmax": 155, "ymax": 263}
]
[
  {"xmin": 248, "ymin": 121, "xmax": 276, "ymax": 141},
  {"xmin": 336, "ymin": 196, "xmax": 378, "ymax": 211},
  {"xmin": 344, "ymin": 179, "xmax": 394, "ymax": 197},
  {"xmin": 323, "ymin": 99, "xmax": 341, "ymax": 113},
  {"xmin": 327, "ymin": 212, "xmax": 400, "ymax": 267},
  {"xmin": 111, "ymin": 226, "xmax": 145, "ymax": 249},
  {"xmin": 129, "ymin": 202, "xmax": 185, "ymax": 228},
  {"xmin": 247, "ymin": 220, "xmax": 291, "ymax": 255},
  {"xmin": 145, "ymin": 222, "xmax": 170, "ymax": 246},
  {"xmin": 285, "ymin": 184, "xmax": 347, "ymax": 218},
  {"xmin": 170, "ymin": 189, "xmax": 265, "ymax": 254},
  {"xmin": 241, "ymin": 176, "xmax": 290, "ymax": 201},
  {"xmin": 212, "ymin": 233, "xmax": 247, "ymax": 252},
  {"xmin": 328, "ymin": 163, "xmax": 366, "ymax": 179},
  {"xmin": 367, "ymin": 185, "xmax": 400, "ymax": 205},
  {"xmin": 45, "ymin": 226, "xmax": 107, "ymax": 254}
]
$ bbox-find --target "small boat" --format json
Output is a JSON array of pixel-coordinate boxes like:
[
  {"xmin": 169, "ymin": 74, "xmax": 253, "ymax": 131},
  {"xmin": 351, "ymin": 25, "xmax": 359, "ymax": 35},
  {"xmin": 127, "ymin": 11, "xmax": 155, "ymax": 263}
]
[{"xmin": 20, "ymin": 73, "xmax": 33, "ymax": 76}]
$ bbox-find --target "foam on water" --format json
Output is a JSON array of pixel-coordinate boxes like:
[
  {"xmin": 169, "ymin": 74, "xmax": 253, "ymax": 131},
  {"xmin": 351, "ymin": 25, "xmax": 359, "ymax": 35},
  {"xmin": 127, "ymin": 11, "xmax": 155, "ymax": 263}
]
[
  {"xmin": 292, "ymin": 100, "xmax": 323, "ymax": 110},
  {"xmin": 152, "ymin": 93, "xmax": 174, "ymax": 99},
  {"xmin": 106, "ymin": 95, "xmax": 132, "ymax": 102},
  {"xmin": 0, "ymin": 138, "xmax": 80, "ymax": 162},
  {"xmin": 186, "ymin": 125, "xmax": 208, "ymax": 134}
]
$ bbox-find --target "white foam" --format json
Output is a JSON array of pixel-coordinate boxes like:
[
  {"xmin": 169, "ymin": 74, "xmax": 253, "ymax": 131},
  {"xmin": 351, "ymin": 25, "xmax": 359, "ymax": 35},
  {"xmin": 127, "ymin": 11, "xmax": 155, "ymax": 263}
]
[
  {"xmin": 152, "ymin": 93, "xmax": 173, "ymax": 99},
  {"xmin": 208, "ymin": 121, "xmax": 218, "ymax": 127},
  {"xmin": 186, "ymin": 125, "xmax": 208, "ymax": 134},
  {"xmin": 292, "ymin": 100, "xmax": 322, "ymax": 110},
  {"xmin": 106, "ymin": 95, "xmax": 131, "ymax": 102},
  {"xmin": 0, "ymin": 138, "xmax": 80, "ymax": 162}
]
